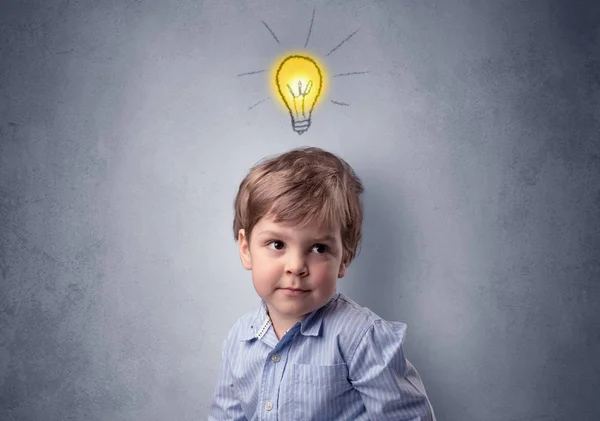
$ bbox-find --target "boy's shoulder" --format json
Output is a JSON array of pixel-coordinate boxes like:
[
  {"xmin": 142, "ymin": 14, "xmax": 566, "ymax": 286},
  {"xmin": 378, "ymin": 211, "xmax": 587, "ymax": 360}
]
[
  {"xmin": 315, "ymin": 293, "xmax": 409, "ymax": 361},
  {"xmin": 323, "ymin": 292, "xmax": 406, "ymax": 333}
]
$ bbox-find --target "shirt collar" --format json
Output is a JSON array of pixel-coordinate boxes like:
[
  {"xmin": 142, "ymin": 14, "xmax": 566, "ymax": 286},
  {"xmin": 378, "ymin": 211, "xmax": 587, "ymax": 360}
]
[
  {"xmin": 241, "ymin": 292, "xmax": 340, "ymax": 341},
  {"xmin": 241, "ymin": 301, "xmax": 270, "ymax": 341}
]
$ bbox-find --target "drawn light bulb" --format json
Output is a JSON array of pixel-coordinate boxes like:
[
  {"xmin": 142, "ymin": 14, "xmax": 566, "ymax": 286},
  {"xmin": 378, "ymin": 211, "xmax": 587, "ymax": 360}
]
[{"xmin": 275, "ymin": 54, "xmax": 323, "ymax": 135}]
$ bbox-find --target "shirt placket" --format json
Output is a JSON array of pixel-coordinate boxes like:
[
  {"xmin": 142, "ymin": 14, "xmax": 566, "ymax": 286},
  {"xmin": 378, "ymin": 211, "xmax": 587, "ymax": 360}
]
[{"xmin": 257, "ymin": 324, "xmax": 299, "ymax": 420}]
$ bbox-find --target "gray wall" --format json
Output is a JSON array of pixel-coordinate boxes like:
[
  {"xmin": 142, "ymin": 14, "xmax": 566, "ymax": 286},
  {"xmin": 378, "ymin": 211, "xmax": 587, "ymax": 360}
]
[{"xmin": 1, "ymin": 0, "xmax": 599, "ymax": 420}]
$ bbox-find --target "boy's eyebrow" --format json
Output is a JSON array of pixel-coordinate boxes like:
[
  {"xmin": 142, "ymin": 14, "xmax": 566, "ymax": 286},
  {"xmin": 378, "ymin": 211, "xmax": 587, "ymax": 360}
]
[
  {"xmin": 257, "ymin": 230, "xmax": 289, "ymax": 239},
  {"xmin": 257, "ymin": 230, "xmax": 337, "ymax": 243},
  {"xmin": 313, "ymin": 234, "xmax": 337, "ymax": 243}
]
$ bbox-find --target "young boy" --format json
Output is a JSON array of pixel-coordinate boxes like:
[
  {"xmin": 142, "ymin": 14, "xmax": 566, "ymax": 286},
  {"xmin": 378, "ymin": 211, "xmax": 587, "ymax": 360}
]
[{"xmin": 208, "ymin": 147, "xmax": 436, "ymax": 420}]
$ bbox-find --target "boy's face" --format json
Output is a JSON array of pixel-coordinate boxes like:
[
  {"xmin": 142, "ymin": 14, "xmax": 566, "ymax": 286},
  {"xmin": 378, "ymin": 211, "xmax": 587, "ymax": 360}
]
[{"xmin": 238, "ymin": 216, "xmax": 347, "ymax": 327}]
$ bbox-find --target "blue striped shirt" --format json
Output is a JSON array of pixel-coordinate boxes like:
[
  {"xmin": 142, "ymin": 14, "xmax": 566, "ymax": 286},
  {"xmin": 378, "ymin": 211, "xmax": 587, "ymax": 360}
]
[{"xmin": 208, "ymin": 292, "xmax": 436, "ymax": 420}]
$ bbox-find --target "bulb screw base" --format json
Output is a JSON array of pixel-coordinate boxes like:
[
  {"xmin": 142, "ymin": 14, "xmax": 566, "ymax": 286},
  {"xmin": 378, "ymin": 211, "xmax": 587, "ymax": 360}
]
[{"xmin": 292, "ymin": 118, "xmax": 311, "ymax": 135}]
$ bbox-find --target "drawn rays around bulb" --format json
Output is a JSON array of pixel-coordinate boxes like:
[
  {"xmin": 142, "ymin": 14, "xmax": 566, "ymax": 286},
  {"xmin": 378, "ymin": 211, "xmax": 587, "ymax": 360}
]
[
  {"xmin": 238, "ymin": 7, "xmax": 368, "ymax": 134},
  {"xmin": 330, "ymin": 100, "xmax": 350, "ymax": 107}
]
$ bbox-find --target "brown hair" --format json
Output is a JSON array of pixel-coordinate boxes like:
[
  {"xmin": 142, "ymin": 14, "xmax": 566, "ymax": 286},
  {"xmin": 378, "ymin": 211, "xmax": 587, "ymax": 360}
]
[{"xmin": 233, "ymin": 147, "xmax": 364, "ymax": 265}]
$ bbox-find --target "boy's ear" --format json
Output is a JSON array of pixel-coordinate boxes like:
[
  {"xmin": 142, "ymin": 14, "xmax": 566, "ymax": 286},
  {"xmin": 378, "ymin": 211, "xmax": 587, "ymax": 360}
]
[
  {"xmin": 238, "ymin": 229, "xmax": 252, "ymax": 270},
  {"xmin": 338, "ymin": 261, "xmax": 347, "ymax": 279}
]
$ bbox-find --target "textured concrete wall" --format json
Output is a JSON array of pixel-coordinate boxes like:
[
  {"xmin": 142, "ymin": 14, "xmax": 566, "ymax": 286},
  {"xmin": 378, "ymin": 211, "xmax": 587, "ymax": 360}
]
[{"xmin": 1, "ymin": 0, "xmax": 599, "ymax": 420}]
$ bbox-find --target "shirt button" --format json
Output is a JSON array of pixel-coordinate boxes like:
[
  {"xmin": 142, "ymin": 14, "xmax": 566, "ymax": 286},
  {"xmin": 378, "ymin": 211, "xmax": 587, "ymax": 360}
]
[
  {"xmin": 265, "ymin": 401, "xmax": 273, "ymax": 411},
  {"xmin": 271, "ymin": 353, "xmax": 281, "ymax": 363}
]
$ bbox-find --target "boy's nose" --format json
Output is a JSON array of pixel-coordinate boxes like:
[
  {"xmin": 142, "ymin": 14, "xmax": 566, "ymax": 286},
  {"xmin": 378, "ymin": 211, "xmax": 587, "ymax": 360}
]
[{"xmin": 285, "ymin": 253, "xmax": 308, "ymax": 276}]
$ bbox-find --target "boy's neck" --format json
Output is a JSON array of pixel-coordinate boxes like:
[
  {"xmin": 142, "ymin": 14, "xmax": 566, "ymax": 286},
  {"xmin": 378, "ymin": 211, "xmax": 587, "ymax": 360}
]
[
  {"xmin": 273, "ymin": 322, "xmax": 293, "ymax": 340},
  {"xmin": 266, "ymin": 309, "xmax": 304, "ymax": 340}
]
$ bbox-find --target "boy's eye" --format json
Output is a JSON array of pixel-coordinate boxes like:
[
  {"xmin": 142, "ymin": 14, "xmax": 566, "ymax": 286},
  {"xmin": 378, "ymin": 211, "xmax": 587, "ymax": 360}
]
[
  {"xmin": 312, "ymin": 244, "xmax": 330, "ymax": 254},
  {"xmin": 267, "ymin": 240, "xmax": 285, "ymax": 250}
]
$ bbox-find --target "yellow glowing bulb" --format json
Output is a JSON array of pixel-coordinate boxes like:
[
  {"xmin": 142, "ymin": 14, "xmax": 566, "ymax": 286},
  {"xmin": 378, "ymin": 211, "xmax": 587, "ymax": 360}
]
[{"xmin": 274, "ymin": 54, "xmax": 324, "ymax": 135}]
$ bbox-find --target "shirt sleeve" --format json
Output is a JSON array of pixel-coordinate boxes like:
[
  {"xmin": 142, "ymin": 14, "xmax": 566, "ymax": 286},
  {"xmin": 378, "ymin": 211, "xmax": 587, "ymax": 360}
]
[
  {"xmin": 348, "ymin": 320, "xmax": 436, "ymax": 421},
  {"xmin": 207, "ymin": 339, "xmax": 248, "ymax": 421}
]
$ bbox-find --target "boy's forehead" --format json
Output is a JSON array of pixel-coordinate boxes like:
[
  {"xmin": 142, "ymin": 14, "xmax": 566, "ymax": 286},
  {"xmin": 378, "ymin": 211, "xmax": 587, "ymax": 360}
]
[{"xmin": 256, "ymin": 216, "xmax": 340, "ymax": 238}]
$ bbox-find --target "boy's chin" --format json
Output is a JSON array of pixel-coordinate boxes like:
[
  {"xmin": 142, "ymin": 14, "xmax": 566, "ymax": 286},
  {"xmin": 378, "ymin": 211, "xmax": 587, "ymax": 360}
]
[{"xmin": 267, "ymin": 298, "xmax": 329, "ymax": 317}]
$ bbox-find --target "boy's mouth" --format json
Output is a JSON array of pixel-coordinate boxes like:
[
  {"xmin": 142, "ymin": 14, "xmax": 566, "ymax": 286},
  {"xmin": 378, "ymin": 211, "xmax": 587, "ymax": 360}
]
[{"xmin": 279, "ymin": 287, "xmax": 310, "ymax": 296}]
